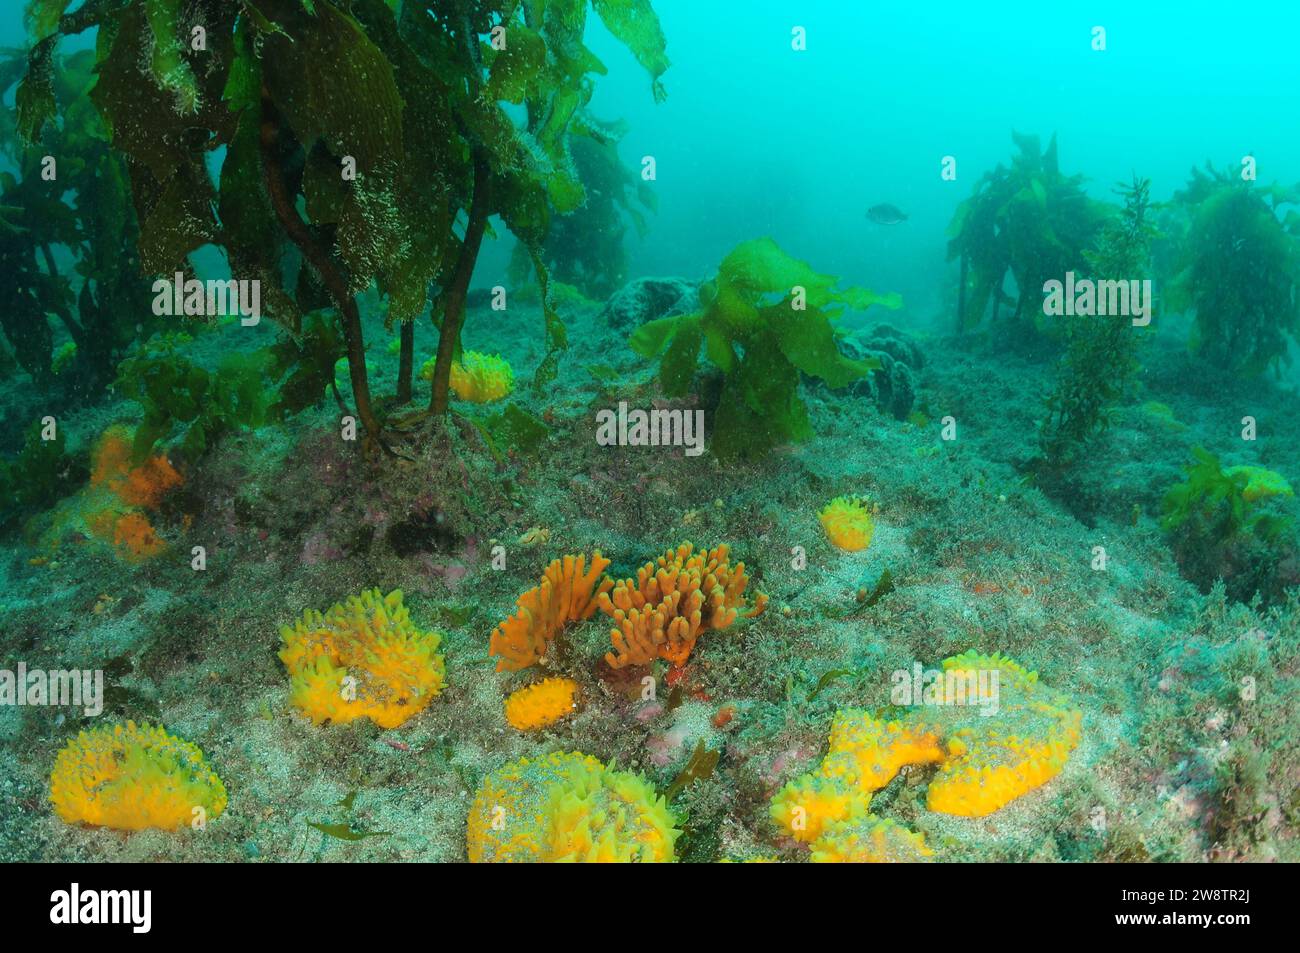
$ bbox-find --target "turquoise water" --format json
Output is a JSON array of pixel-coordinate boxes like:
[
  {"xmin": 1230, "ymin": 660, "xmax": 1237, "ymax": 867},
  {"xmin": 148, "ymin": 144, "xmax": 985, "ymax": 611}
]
[
  {"xmin": 7, "ymin": 3, "xmax": 1298, "ymax": 328},
  {"xmin": 557, "ymin": 1, "xmax": 1300, "ymax": 326}
]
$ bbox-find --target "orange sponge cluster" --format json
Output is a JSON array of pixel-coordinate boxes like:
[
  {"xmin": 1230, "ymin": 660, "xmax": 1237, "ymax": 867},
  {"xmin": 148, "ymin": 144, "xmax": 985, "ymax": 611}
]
[
  {"xmin": 488, "ymin": 544, "xmax": 768, "ymax": 673},
  {"xmin": 90, "ymin": 427, "xmax": 183, "ymax": 508},
  {"xmin": 84, "ymin": 426, "xmax": 183, "ymax": 561},
  {"xmin": 597, "ymin": 542, "xmax": 768, "ymax": 668},
  {"xmin": 489, "ymin": 553, "xmax": 613, "ymax": 671}
]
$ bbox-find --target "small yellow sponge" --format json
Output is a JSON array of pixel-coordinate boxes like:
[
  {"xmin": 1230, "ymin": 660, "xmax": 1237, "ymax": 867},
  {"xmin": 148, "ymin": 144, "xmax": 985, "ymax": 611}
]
[
  {"xmin": 818, "ymin": 496, "xmax": 875, "ymax": 551},
  {"xmin": 50, "ymin": 721, "xmax": 227, "ymax": 831},
  {"xmin": 468, "ymin": 751, "xmax": 680, "ymax": 862},
  {"xmin": 280, "ymin": 589, "xmax": 445, "ymax": 729},
  {"xmin": 421, "ymin": 350, "xmax": 514, "ymax": 403},
  {"xmin": 769, "ymin": 772, "xmax": 857, "ymax": 844},
  {"xmin": 504, "ymin": 677, "xmax": 580, "ymax": 731}
]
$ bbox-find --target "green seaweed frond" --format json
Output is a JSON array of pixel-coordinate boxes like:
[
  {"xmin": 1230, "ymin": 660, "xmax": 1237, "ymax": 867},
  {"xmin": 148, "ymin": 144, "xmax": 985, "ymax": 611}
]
[{"xmin": 630, "ymin": 237, "xmax": 900, "ymax": 459}]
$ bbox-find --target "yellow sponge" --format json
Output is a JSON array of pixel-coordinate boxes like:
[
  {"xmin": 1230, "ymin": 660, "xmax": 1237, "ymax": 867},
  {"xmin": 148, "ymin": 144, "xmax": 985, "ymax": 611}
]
[
  {"xmin": 818, "ymin": 496, "xmax": 875, "ymax": 551},
  {"xmin": 771, "ymin": 651, "xmax": 1081, "ymax": 857},
  {"xmin": 468, "ymin": 751, "xmax": 680, "ymax": 862},
  {"xmin": 504, "ymin": 677, "xmax": 580, "ymax": 731},
  {"xmin": 50, "ymin": 722, "xmax": 227, "ymax": 831},
  {"xmin": 280, "ymin": 589, "xmax": 445, "ymax": 728},
  {"xmin": 769, "ymin": 772, "xmax": 857, "ymax": 844},
  {"xmin": 810, "ymin": 811, "xmax": 934, "ymax": 863},
  {"xmin": 420, "ymin": 350, "xmax": 514, "ymax": 403},
  {"xmin": 1224, "ymin": 465, "xmax": 1293, "ymax": 503}
]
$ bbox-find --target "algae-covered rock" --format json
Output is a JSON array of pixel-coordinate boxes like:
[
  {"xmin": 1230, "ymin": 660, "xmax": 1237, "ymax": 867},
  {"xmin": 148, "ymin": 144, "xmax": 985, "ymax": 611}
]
[
  {"xmin": 601, "ymin": 276, "xmax": 698, "ymax": 331},
  {"xmin": 838, "ymin": 324, "xmax": 924, "ymax": 420}
]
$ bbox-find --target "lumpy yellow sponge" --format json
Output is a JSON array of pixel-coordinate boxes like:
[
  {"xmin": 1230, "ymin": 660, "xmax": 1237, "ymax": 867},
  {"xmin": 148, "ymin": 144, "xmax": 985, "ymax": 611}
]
[
  {"xmin": 818, "ymin": 496, "xmax": 875, "ymax": 551},
  {"xmin": 769, "ymin": 715, "xmax": 946, "ymax": 846},
  {"xmin": 1224, "ymin": 464, "xmax": 1293, "ymax": 503},
  {"xmin": 504, "ymin": 677, "xmax": 580, "ymax": 731},
  {"xmin": 810, "ymin": 812, "xmax": 934, "ymax": 863},
  {"xmin": 420, "ymin": 350, "xmax": 514, "ymax": 403},
  {"xmin": 468, "ymin": 752, "xmax": 681, "ymax": 862},
  {"xmin": 50, "ymin": 721, "xmax": 227, "ymax": 831},
  {"xmin": 924, "ymin": 652, "xmax": 1081, "ymax": 817},
  {"xmin": 769, "ymin": 771, "xmax": 858, "ymax": 845},
  {"xmin": 280, "ymin": 588, "xmax": 445, "ymax": 729},
  {"xmin": 771, "ymin": 651, "xmax": 1080, "ymax": 859}
]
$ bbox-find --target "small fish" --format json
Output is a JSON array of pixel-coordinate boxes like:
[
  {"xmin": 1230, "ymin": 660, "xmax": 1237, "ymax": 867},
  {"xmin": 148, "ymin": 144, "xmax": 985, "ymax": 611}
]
[{"xmin": 866, "ymin": 203, "xmax": 908, "ymax": 225}]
